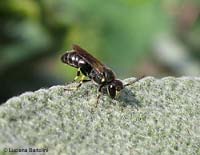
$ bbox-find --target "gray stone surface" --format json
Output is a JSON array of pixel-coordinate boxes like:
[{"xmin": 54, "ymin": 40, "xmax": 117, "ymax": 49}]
[{"xmin": 0, "ymin": 77, "xmax": 200, "ymax": 155}]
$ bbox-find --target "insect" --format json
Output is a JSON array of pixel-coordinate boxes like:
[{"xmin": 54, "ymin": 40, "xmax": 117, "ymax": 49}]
[{"xmin": 61, "ymin": 45, "xmax": 143, "ymax": 100}]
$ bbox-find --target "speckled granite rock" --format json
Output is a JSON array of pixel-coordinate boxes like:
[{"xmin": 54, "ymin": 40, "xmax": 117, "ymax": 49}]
[{"xmin": 0, "ymin": 77, "xmax": 200, "ymax": 155}]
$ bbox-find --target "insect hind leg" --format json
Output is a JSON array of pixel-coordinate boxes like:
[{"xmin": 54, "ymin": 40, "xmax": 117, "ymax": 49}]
[
  {"xmin": 73, "ymin": 68, "xmax": 81, "ymax": 82},
  {"xmin": 65, "ymin": 69, "xmax": 91, "ymax": 91},
  {"xmin": 76, "ymin": 77, "xmax": 91, "ymax": 88}
]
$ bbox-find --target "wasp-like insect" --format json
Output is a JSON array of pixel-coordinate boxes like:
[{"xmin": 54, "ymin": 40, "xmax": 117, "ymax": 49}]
[{"xmin": 61, "ymin": 45, "xmax": 142, "ymax": 100}]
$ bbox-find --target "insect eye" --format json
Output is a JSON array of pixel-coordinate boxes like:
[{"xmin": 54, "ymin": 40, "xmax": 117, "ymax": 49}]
[{"xmin": 107, "ymin": 84, "xmax": 116, "ymax": 98}]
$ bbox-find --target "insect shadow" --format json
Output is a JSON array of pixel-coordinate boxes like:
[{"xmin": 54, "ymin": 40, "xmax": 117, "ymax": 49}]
[{"xmin": 117, "ymin": 87, "xmax": 141, "ymax": 108}]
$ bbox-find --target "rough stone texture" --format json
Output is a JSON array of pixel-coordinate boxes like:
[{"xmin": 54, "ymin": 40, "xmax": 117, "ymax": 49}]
[{"xmin": 0, "ymin": 77, "xmax": 200, "ymax": 155}]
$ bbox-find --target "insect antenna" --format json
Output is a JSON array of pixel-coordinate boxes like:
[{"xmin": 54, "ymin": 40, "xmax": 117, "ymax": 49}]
[{"xmin": 124, "ymin": 75, "xmax": 145, "ymax": 87}]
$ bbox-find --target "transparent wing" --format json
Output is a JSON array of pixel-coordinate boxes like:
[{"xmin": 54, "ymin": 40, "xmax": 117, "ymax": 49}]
[{"xmin": 73, "ymin": 44, "xmax": 105, "ymax": 73}]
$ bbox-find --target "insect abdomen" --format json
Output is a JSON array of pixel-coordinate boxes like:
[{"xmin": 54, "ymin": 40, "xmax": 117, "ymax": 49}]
[{"xmin": 61, "ymin": 52, "xmax": 86, "ymax": 68}]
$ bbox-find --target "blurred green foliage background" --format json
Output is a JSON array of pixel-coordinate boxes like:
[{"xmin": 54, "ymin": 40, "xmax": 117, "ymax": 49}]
[{"xmin": 0, "ymin": 0, "xmax": 200, "ymax": 103}]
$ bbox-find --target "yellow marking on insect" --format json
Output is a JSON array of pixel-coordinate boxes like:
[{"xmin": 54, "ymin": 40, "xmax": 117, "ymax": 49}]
[
  {"xmin": 73, "ymin": 68, "xmax": 81, "ymax": 81},
  {"xmin": 74, "ymin": 76, "xmax": 79, "ymax": 81},
  {"xmin": 80, "ymin": 75, "xmax": 86, "ymax": 83}
]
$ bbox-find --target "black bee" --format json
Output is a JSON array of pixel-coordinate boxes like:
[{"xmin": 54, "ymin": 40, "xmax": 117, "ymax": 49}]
[{"xmin": 61, "ymin": 45, "xmax": 142, "ymax": 99}]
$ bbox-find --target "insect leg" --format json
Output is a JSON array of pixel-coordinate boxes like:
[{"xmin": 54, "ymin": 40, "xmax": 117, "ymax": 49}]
[
  {"xmin": 65, "ymin": 68, "xmax": 84, "ymax": 91},
  {"xmin": 64, "ymin": 78, "xmax": 91, "ymax": 91},
  {"xmin": 73, "ymin": 68, "xmax": 81, "ymax": 82},
  {"xmin": 95, "ymin": 84, "xmax": 104, "ymax": 106},
  {"xmin": 82, "ymin": 79, "xmax": 91, "ymax": 83},
  {"xmin": 76, "ymin": 75, "xmax": 91, "ymax": 88},
  {"xmin": 98, "ymin": 84, "xmax": 104, "ymax": 92},
  {"xmin": 95, "ymin": 94, "xmax": 101, "ymax": 107}
]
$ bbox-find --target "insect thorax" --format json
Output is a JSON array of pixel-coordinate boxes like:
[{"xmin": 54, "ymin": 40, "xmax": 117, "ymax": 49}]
[{"xmin": 88, "ymin": 68, "xmax": 115, "ymax": 85}]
